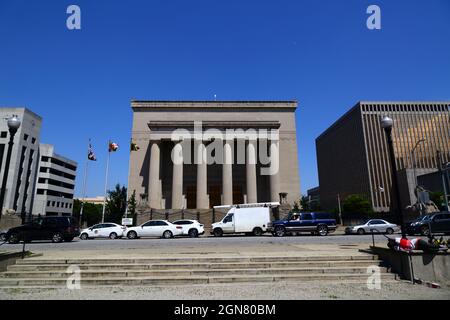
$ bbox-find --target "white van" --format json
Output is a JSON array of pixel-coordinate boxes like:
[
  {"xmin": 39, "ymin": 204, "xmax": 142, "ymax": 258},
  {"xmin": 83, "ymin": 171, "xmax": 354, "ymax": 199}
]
[{"xmin": 211, "ymin": 202, "xmax": 279, "ymax": 237}]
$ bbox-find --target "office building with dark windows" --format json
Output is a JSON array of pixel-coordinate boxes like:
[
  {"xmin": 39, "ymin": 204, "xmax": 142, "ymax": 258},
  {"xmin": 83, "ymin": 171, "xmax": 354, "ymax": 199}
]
[{"xmin": 316, "ymin": 101, "xmax": 450, "ymax": 213}]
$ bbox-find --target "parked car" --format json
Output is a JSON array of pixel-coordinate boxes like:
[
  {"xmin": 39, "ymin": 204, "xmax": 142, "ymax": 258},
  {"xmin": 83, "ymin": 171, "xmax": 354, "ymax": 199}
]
[
  {"xmin": 5, "ymin": 216, "xmax": 80, "ymax": 243},
  {"xmin": 345, "ymin": 219, "xmax": 400, "ymax": 235},
  {"xmin": 124, "ymin": 220, "xmax": 183, "ymax": 239},
  {"xmin": 211, "ymin": 202, "xmax": 278, "ymax": 237},
  {"xmin": 172, "ymin": 220, "xmax": 204, "ymax": 237},
  {"xmin": 268, "ymin": 212, "xmax": 337, "ymax": 237},
  {"xmin": 79, "ymin": 223, "xmax": 126, "ymax": 240},
  {"xmin": 406, "ymin": 212, "xmax": 450, "ymax": 236}
]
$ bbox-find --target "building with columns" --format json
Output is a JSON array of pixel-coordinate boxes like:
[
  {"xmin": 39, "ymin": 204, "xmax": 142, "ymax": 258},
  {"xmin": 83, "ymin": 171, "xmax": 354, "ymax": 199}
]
[{"xmin": 128, "ymin": 101, "xmax": 301, "ymax": 210}]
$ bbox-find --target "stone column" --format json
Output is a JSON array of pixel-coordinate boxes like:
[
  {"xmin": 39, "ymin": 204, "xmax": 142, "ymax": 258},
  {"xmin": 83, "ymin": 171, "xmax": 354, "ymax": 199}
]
[
  {"xmin": 269, "ymin": 140, "xmax": 280, "ymax": 202},
  {"xmin": 148, "ymin": 141, "xmax": 161, "ymax": 208},
  {"xmin": 222, "ymin": 140, "xmax": 233, "ymax": 205},
  {"xmin": 246, "ymin": 140, "xmax": 257, "ymax": 203},
  {"xmin": 196, "ymin": 142, "xmax": 209, "ymax": 208},
  {"xmin": 171, "ymin": 141, "xmax": 183, "ymax": 209}
]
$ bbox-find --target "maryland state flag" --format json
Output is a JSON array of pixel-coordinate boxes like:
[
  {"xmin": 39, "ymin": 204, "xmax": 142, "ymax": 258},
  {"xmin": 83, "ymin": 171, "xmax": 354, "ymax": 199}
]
[
  {"xmin": 109, "ymin": 141, "xmax": 119, "ymax": 152},
  {"xmin": 87, "ymin": 143, "xmax": 97, "ymax": 161},
  {"xmin": 130, "ymin": 140, "xmax": 140, "ymax": 152}
]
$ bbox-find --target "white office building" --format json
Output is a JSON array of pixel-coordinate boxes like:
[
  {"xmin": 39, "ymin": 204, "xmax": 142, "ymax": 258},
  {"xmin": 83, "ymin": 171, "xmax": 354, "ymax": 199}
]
[{"xmin": 32, "ymin": 144, "xmax": 77, "ymax": 216}]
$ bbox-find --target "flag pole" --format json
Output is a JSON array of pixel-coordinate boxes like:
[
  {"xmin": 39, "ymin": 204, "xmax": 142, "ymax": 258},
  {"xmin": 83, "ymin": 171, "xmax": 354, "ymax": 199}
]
[
  {"xmin": 102, "ymin": 140, "xmax": 111, "ymax": 223},
  {"xmin": 79, "ymin": 139, "xmax": 90, "ymax": 227}
]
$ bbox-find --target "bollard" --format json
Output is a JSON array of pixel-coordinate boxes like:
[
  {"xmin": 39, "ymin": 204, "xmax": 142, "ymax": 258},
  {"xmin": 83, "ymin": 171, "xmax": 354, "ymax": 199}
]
[
  {"xmin": 165, "ymin": 212, "xmax": 169, "ymax": 220},
  {"xmin": 181, "ymin": 209, "xmax": 185, "ymax": 220},
  {"xmin": 150, "ymin": 209, "xmax": 153, "ymax": 220},
  {"xmin": 371, "ymin": 229, "xmax": 375, "ymax": 247},
  {"xmin": 197, "ymin": 211, "xmax": 200, "ymax": 222},
  {"xmin": 22, "ymin": 241, "xmax": 26, "ymax": 259},
  {"xmin": 212, "ymin": 208, "xmax": 215, "ymax": 223}
]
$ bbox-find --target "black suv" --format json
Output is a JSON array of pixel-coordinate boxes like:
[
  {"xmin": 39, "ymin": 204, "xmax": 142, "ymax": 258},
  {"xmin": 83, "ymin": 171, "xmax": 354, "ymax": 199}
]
[
  {"xmin": 406, "ymin": 212, "xmax": 450, "ymax": 236},
  {"xmin": 5, "ymin": 216, "xmax": 80, "ymax": 243}
]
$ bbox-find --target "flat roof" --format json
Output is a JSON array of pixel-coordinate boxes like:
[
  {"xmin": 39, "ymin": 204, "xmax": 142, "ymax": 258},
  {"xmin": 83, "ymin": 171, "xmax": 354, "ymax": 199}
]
[
  {"xmin": 131, "ymin": 100, "xmax": 298, "ymax": 110},
  {"xmin": 316, "ymin": 101, "xmax": 450, "ymax": 141}
]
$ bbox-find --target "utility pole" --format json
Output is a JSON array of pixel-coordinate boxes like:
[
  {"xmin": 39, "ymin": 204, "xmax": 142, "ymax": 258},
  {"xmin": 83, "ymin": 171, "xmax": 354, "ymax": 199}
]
[
  {"xmin": 437, "ymin": 150, "xmax": 450, "ymax": 211},
  {"xmin": 337, "ymin": 193, "xmax": 342, "ymax": 225}
]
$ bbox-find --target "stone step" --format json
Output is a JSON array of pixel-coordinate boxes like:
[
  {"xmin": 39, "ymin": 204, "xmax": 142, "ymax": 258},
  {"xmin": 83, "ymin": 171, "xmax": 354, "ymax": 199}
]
[
  {"xmin": 0, "ymin": 266, "xmax": 389, "ymax": 278},
  {"xmin": 7, "ymin": 260, "xmax": 383, "ymax": 271},
  {"xmin": 15, "ymin": 255, "xmax": 377, "ymax": 265},
  {"xmin": 0, "ymin": 273, "xmax": 397, "ymax": 287}
]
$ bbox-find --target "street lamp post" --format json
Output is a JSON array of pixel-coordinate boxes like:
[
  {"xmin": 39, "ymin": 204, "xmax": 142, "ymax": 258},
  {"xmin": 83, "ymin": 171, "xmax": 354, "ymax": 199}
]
[
  {"xmin": 0, "ymin": 115, "xmax": 21, "ymax": 222},
  {"xmin": 381, "ymin": 116, "xmax": 407, "ymax": 239},
  {"xmin": 411, "ymin": 139, "xmax": 426, "ymax": 193}
]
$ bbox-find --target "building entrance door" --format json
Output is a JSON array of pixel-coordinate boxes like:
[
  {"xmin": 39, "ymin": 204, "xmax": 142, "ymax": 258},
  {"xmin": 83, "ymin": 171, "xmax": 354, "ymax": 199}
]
[
  {"xmin": 233, "ymin": 185, "xmax": 244, "ymax": 204},
  {"xmin": 209, "ymin": 185, "xmax": 221, "ymax": 208},
  {"xmin": 186, "ymin": 186, "xmax": 196, "ymax": 209}
]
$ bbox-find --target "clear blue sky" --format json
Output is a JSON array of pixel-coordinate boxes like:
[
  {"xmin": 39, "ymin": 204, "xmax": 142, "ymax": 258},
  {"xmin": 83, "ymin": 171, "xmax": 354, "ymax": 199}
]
[{"xmin": 1, "ymin": 0, "xmax": 449, "ymax": 198}]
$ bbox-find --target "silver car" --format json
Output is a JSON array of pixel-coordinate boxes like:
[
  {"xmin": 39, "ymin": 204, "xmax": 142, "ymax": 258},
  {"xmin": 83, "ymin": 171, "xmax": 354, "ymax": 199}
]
[{"xmin": 345, "ymin": 219, "xmax": 400, "ymax": 235}]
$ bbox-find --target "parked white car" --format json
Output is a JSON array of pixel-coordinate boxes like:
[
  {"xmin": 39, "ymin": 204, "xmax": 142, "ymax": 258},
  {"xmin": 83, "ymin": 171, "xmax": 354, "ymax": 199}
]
[
  {"xmin": 172, "ymin": 219, "xmax": 205, "ymax": 237},
  {"xmin": 125, "ymin": 220, "xmax": 183, "ymax": 239},
  {"xmin": 80, "ymin": 223, "xmax": 126, "ymax": 240},
  {"xmin": 345, "ymin": 219, "xmax": 400, "ymax": 235}
]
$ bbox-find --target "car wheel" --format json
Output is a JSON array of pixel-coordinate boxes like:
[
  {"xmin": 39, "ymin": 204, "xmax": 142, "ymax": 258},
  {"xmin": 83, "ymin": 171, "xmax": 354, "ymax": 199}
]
[
  {"xmin": 420, "ymin": 226, "xmax": 429, "ymax": 236},
  {"xmin": 127, "ymin": 231, "xmax": 138, "ymax": 239},
  {"xmin": 162, "ymin": 230, "xmax": 173, "ymax": 239},
  {"xmin": 386, "ymin": 228, "xmax": 394, "ymax": 235},
  {"xmin": 274, "ymin": 226, "xmax": 286, "ymax": 237},
  {"xmin": 213, "ymin": 228, "xmax": 223, "ymax": 237},
  {"xmin": 188, "ymin": 229, "xmax": 199, "ymax": 238},
  {"xmin": 8, "ymin": 233, "xmax": 20, "ymax": 244},
  {"xmin": 317, "ymin": 225, "xmax": 328, "ymax": 236},
  {"xmin": 253, "ymin": 227, "xmax": 263, "ymax": 236},
  {"xmin": 109, "ymin": 232, "xmax": 118, "ymax": 240},
  {"xmin": 52, "ymin": 232, "xmax": 63, "ymax": 243},
  {"xmin": 357, "ymin": 228, "xmax": 365, "ymax": 235},
  {"xmin": 80, "ymin": 233, "xmax": 89, "ymax": 240}
]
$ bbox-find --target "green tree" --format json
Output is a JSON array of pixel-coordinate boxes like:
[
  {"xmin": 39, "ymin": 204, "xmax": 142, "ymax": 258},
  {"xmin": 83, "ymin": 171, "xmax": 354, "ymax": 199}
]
[
  {"xmin": 106, "ymin": 184, "xmax": 127, "ymax": 224},
  {"xmin": 127, "ymin": 190, "xmax": 137, "ymax": 226},
  {"xmin": 300, "ymin": 195, "xmax": 310, "ymax": 212},
  {"xmin": 72, "ymin": 199, "xmax": 102, "ymax": 227},
  {"xmin": 342, "ymin": 194, "xmax": 373, "ymax": 219}
]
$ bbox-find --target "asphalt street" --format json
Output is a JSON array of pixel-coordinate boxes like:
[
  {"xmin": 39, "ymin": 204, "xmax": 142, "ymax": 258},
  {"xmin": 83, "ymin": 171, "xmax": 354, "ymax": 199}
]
[{"xmin": 0, "ymin": 233, "xmax": 394, "ymax": 252}]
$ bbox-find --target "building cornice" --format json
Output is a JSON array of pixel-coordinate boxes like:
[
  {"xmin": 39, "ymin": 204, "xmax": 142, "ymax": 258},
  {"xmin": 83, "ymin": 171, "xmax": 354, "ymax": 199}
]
[{"xmin": 132, "ymin": 100, "xmax": 298, "ymax": 111}]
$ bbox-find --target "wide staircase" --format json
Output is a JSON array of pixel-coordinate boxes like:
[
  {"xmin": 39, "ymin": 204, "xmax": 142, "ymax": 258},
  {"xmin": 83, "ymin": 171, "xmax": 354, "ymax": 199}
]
[{"xmin": 0, "ymin": 254, "xmax": 397, "ymax": 288}]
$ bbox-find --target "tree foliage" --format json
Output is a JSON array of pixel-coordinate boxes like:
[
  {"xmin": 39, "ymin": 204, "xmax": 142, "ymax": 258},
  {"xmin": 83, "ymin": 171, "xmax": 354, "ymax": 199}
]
[
  {"xmin": 342, "ymin": 194, "xmax": 373, "ymax": 218},
  {"xmin": 106, "ymin": 184, "xmax": 127, "ymax": 224},
  {"xmin": 127, "ymin": 190, "xmax": 137, "ymax": 226},
  {"xmin": 72, "ymin": 199, "xmax": 102, "ymax": 227}
]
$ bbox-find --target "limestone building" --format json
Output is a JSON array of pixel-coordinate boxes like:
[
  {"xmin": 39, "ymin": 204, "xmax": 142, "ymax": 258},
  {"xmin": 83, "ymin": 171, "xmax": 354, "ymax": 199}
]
[
  {"xmin": 0, "ymin": 108, "xmax": 42, "ymax": 217},
  {"xmin": 128, "ymin": 101, "xmax": 301, "ymax": 209}
]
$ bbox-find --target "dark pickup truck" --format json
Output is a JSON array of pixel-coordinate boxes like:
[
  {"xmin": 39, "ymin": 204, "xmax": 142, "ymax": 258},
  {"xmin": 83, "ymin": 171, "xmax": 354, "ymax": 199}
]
[{"xmin": 268, "ymin": 212, "xmax": 337, "ymax": 237}]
